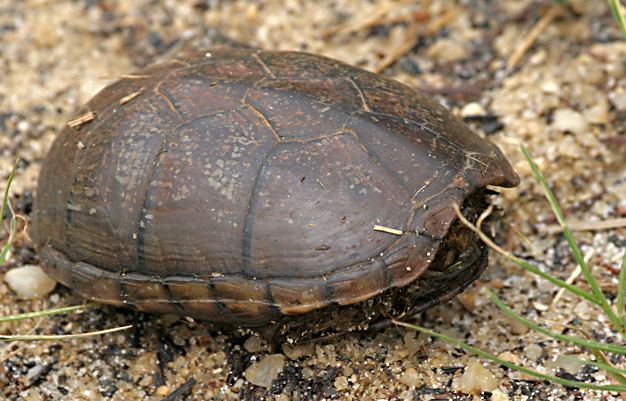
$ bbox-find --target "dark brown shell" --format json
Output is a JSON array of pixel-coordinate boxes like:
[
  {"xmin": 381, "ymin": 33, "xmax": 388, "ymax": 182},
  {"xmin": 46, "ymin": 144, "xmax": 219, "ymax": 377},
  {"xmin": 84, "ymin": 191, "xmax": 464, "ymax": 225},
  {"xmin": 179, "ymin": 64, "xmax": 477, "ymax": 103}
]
[{"xmin": 32, "ymin": 48, "xmax": 519, "ymax": 341}]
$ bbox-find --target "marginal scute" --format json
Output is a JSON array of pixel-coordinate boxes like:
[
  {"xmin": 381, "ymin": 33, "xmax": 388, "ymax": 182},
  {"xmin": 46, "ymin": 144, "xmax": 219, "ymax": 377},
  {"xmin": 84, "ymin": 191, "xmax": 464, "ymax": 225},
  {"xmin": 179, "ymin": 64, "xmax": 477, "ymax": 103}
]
[
  {"xmin": 165, "ymin": 277, "xmax": 224, "ymax": 321},
  {"xmin": 71, "ymin": 261, "xmax": 125, "ymax": 307},
  {"xmin": 38, "ymin": 245, "xmax": 72, "ymax": 288},
  {"xmin": 383, "ymin": 234, "xmax": 439, "ymax": 288},
  {"xmin": 326, "ymin": 258, "xmax": 388, "ymax": 306},
  {"xmin": 269, "ymin": 278, "xmax": 329, "ymax": 314},
  {"xmin": 211, "ymin": 276, "xmax": 276, "ymax": 325}
]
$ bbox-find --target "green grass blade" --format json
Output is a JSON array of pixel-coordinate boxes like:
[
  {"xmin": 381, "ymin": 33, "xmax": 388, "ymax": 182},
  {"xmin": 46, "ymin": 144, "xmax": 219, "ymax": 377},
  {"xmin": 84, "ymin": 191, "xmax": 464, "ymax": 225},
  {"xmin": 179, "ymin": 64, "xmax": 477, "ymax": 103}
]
[
  {"xmin": 618, "ymin": 249, "xmax": 626, "ymax": 332},
  {"xmin": 486, "ymin": 288, "xmax": 626, "ymax": 355},
  {"xmin": 608, "ymin": 0, "xmax": 626, "ymax": 40},
  {"xmin": 0, "ymin": 157, "xmax": 19, "ymax": 239},
  {"xmin": 0, "ymin": 303, "xmax": 98, "ymax": 323},
  {"xmin": 520, "ymin": 143, "xmax": 623, "ymax": 333},
  {"xmin": 0, "ymin": 157, "xmax": 20, "ymax": 266},
  {"xmin": 0, "ymin": 214, "xmax": 17, "ymax": 269},
  {"xmin": 393, "ymin": 320, "xmax": 626, "ymax": 391}
]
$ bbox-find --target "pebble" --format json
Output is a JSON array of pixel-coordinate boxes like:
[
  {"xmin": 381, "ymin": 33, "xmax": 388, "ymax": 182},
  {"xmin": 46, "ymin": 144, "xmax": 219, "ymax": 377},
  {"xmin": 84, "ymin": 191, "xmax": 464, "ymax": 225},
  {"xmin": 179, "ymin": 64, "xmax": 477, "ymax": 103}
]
[
  {"xmin": 496, "ymin": 351, "xmax": 520, "ymax": 364},
  {"xmin": 460, "ymin": 102, "xmax": 486, "ymax": 118},
  {"xmin": 523, "ymin": 343, "xmax": 543, "ymax": 361},
  {"xmin": 425, "ymin": 39, "xmax": 469, "ymax": 62},
  {"xmin": 399, "ymin": 367, "xmax": 420, "ymax": 387},
  {"xmin": 156, "ymin": 386, "xmax": 169, "ymax": 396},
  {"xmin": 531, "ymin": 301, "xmax": 549, "ymax": 312},
  {"xmin": 551, "ymin": 108, "xmax": 589, "ymax": 135},
  {"xmin": 282, "ymin": 343, "xmax": 314, "ymax": 360},
  {"xmin": 507, "ymin": 316, "xmax": 530, "ymax": 335},
  {"xmin": 606, "ymin": 61, "xmax": 626, "ymax": 79},
  {"xmin": 491, "ymin": 388, "xmax": 510, "ymax": 401},
  {"xmin": 402, "ymin": 331, "xmax": 421, "ymax": 356},
  {"xmin": 540, "ymin": 80, "xmax": 560, "ymax": 94},
  {"xmin": 243, "ymin": 336, "xmax": 265, "ymax": 353},
  {"xmin": 244, "ymin": 354, "xmax": 285, "ymax": 388},
  {"xmin": 429, "ymin": 353, "xmax": 454, "ymax": 368},
  {"xmin": 583, "ymin": 98, "xmax": 609, "ymax": 125},
  {"xmin": 545, "ymin": 354, "xmax": 585, "ymax": 374},
  {"xmin": 573, "ymin": 301, "xmax": 591, "ymax": 320},
  {"xmin": 334, "ymin": 376, "xmax": 349, "ymax": 390},
  {"xmin": 556, "ymin": 135, "xmax": 582, "ymax": 159},
  {"xmin": 451, "ymin": 359, "xmax": 498, "ymax": 395},
  {"xmin": 609, "ymin": 89, "xmax": 626, "ymax": 111},
  {"xmin": 4, "ymin": 265, "xmax": 57, "ymax": 299}
]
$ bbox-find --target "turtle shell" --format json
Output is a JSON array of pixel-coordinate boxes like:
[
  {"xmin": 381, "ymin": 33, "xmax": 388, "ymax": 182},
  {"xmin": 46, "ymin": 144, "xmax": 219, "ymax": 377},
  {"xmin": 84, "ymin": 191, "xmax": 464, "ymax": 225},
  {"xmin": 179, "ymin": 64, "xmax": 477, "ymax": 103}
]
[{"xmin": 32, "ymin": 48, "xmax": 519, "ymax": 341}]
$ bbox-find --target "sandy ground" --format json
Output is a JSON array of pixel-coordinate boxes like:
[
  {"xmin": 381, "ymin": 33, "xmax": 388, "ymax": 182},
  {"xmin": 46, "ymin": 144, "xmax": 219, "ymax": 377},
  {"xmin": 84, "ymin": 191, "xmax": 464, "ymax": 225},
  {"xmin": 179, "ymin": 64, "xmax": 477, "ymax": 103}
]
[{"xmin": 1, "ymin": 0, "xmax": 626, "ymax": 400}]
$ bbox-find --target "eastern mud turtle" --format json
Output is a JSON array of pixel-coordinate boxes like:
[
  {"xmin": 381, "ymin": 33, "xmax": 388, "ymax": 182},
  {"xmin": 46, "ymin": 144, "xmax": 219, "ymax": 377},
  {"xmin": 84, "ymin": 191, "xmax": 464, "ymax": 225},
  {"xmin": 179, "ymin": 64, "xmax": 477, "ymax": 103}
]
[{"xmin": 32, "ymin": 48, "xmax": 519, "ymax": 342}]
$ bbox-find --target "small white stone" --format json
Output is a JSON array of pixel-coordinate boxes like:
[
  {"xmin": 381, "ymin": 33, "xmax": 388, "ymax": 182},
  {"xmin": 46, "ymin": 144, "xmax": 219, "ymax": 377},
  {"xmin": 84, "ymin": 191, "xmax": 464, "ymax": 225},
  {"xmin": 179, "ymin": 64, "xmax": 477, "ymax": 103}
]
[
  {"xmin": 460, "ymin": 102, "xmax": 486, "ymax": 118},
  {"xmin": 531, "ymin": 301, "xmax": 549, "ymax": 311},
  {"xmin": 4, "ymin": 265, "xmax": 57, "ymax": 299},
  {"xmin": 540, "ymin": 80, "xmax": 560, "ymax": 94},
  {"xmin": 399, "ymin": 367, "xmax": 420, "ymax": 387},
  {"xmin": 583, "ymin": 99, "xmax": 609, "ymax": 125},
  {"xmin": 334, "ymin": 376, "xmax": 349, "ymax": 390},
  {"xmin": 609, "ymin": 90, "xmax": 626, "ymax": 111},
  {"xmin": 490, "ymin": 388, "xmax": 510, "ymax": 401},
  {"xmin": 545, "ymin": 354, "xmax": 585, "ymax": 374},
  {"xmin": 551, "ymin": 108, "xmax": 589, "ymax": 135},
  {"xmin": 452, "ymin": 359, "xmax": 498, "ymax": 395},
  {"xmin": 244, "ymin": 354, "xmax": 285, "ymax": 388}
]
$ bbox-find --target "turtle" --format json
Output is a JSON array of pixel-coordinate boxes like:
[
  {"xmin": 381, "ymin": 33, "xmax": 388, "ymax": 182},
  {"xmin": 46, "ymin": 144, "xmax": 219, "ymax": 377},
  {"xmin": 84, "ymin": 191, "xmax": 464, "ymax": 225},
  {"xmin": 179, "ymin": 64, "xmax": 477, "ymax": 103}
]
[{"xmin": 32, "ymin": 48, "xmax": 519, "ymax": 342}]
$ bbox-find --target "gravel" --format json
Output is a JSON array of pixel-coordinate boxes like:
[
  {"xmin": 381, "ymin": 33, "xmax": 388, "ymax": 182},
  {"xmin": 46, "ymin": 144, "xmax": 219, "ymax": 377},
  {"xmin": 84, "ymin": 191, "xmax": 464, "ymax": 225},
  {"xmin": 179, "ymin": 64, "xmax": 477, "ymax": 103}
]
[{"xmin": 3, "ymin": 264, "xmax": 57, "ymax": 299}]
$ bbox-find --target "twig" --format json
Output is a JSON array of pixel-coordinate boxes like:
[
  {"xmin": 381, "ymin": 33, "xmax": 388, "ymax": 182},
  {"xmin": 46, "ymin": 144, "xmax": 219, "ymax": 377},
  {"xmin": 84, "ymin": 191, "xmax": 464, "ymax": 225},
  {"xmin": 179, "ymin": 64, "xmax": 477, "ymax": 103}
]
[
  {"xmin": 538, "ymin": 218, "xmax": 626, "ymax": 234},
  {"xmin": 508, "ymin": 6, "xmax": 560, "ymax": 68},
  {"xmin": 375, "ymin": 3, "xmax": 465, "ymax": 73},
  {"xmin": 319, "ymin": 0, "xmax": 416, "ymax": 37},
  {"xmin": 67, "ymin": 111, "xmax": 96, "ymax": 128},
  {"xmin": 373, "ymin": 225, "xmax": 403, "ymax": 235},
  {"xmin": 551, "ymin": 249, "xmax": 594, "ymax": 306}
]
